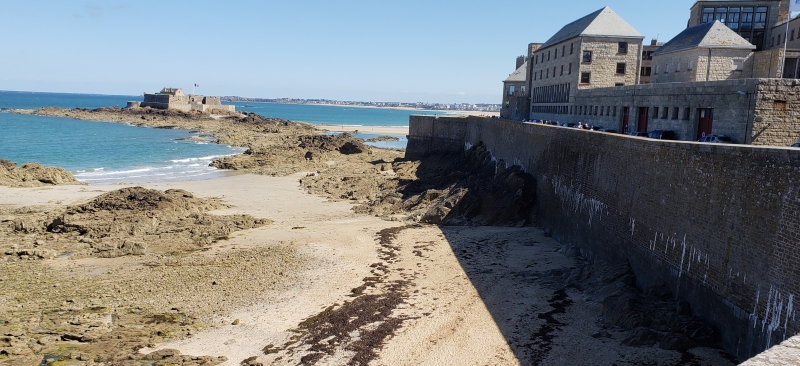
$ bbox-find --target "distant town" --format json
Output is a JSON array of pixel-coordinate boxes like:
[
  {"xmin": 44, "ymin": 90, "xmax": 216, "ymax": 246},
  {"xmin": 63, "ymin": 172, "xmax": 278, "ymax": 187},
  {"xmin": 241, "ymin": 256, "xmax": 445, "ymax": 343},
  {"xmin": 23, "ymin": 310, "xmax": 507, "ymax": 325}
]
[{"xmin": 220, "ymin": 96, "xmax": 501, "ymax": 113}]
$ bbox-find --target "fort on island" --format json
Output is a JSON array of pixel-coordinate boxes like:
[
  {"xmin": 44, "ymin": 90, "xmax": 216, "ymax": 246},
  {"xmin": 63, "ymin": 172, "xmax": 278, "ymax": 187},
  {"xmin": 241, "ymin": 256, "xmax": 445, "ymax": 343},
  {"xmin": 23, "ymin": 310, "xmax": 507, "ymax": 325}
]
[
  {"xmin": 127, "ymin": 87, "xmax": 235, "ymax": 113},
  {"xmin": 501, "ymin": 0, "xmax": 800, "ymax": 147},
  {"xmin": 410, "ymin": 0, "xmax": 800, "ymax": 362}
]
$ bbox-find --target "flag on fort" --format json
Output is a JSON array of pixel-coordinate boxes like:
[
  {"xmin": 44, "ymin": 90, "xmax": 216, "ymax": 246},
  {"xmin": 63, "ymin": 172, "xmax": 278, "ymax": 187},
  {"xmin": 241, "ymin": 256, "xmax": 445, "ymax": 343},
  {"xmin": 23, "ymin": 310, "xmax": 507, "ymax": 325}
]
[
  {"xmin": 194, "ymin": 83, "xmax": 199, "ymax": 87},
  {"xmin": 792, "ymin": 0, "xmax": 800, "ymax": 13}
]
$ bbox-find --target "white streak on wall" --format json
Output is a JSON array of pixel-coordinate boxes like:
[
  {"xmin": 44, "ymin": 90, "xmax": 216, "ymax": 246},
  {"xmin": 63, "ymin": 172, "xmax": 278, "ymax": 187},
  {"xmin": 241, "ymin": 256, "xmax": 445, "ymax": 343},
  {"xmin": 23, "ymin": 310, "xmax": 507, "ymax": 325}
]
[
  {"xmin": 551, "ymin": 176, "xmax": 607, "ymax": 227},
  {"xmin": 752, "ymin": 288, "xmax": 761, "ymax": 329},
  {"xmin": 630, "ymin": 218, "xmax": 636, "ymax": 237},
  {"xmin": 678, "ymin": 235, "xmax": 687, "ymax": 279}
]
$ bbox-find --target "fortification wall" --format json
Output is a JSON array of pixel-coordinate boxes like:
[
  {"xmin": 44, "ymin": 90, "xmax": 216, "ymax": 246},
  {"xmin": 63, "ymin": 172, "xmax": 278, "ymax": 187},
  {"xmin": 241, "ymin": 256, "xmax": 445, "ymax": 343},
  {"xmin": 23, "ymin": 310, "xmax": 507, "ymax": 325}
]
[
  {"xmin": 527, "ymin": 79, "xmax": 800, "ymax": 146},
  {"xmin": 408, "ymin": 114, "xmax": 800, "ymax": 360}
]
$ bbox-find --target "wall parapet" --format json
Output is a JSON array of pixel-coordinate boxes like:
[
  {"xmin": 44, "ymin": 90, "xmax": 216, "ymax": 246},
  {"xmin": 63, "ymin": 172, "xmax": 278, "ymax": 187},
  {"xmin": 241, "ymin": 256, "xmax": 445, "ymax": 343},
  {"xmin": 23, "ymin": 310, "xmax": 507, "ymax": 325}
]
[{"xmin": 408, "ymin": 114, "xmax": 800, "ymax": 360}]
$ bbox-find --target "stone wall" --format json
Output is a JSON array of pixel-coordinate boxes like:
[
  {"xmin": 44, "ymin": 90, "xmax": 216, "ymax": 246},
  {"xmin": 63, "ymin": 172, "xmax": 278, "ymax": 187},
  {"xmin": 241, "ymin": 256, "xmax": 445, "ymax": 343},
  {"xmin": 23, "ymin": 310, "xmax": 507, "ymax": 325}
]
[
  {"xmin": 579, "ymin": 36, "xmax": 642, "ymax": 88},
  {"xmin": 524, "ymin": 78, "xmax": 800, "ymax": 146},
  {"xmin": 651, "ymin": 48, "xmax": 754, "ymax": 84},
  {"xmin": 407, "ymin": 114, "xmax": 800, "ymax": 360}
]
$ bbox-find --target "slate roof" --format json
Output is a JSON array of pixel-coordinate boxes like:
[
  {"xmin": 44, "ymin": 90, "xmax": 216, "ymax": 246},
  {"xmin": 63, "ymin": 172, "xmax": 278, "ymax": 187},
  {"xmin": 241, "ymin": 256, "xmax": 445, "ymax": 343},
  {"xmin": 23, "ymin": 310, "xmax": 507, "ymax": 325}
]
[
  {"xmin": 540, "ymin": 7, "xmax": 643, "ymax": 49},
  {"xmin": 653, "ymin": 21, "xmax": 755, "ymax": 56},
  {"xmin": 505, "ymin": 61, "xmax": 528, "ymax": 83}
]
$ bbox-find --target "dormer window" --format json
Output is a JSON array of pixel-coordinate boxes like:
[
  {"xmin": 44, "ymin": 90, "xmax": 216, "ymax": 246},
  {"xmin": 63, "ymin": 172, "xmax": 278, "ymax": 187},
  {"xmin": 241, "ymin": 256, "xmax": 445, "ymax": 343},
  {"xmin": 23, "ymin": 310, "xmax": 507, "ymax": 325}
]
[{"xmin": 618, "ymin": 42, "xmax": 628, "ymax": 54}]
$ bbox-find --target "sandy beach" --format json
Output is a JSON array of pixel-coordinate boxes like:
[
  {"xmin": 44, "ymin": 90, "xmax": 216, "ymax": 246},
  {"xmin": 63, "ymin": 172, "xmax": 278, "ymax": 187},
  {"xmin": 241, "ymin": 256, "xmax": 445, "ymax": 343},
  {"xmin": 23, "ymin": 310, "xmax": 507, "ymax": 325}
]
[
  {"xmin": 0, "ymin": 175, "xmax": 738, "ymax": 365},
  {"xmin": 0, "ymin": 107, "xmax": 737, "ymax": 365}
]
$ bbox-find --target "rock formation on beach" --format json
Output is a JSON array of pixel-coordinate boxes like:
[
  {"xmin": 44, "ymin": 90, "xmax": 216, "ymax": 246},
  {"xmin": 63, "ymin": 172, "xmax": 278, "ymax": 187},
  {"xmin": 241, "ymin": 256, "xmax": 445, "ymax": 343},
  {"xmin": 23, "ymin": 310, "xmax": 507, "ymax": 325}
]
[
  {"xmin": 0, "ymin": 159, "xmax": 84, "ymax": 187},
  {"xmin": 1, "ymin": 187, "xmax": 270, "ymax": 260}
]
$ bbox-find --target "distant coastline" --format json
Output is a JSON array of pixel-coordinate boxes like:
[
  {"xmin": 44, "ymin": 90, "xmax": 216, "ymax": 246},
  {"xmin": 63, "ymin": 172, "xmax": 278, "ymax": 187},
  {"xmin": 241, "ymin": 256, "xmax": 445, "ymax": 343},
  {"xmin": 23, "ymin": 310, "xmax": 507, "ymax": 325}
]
[{"xmin": 221, "ymin": 96, "xmax": 501, "ymax": 115}]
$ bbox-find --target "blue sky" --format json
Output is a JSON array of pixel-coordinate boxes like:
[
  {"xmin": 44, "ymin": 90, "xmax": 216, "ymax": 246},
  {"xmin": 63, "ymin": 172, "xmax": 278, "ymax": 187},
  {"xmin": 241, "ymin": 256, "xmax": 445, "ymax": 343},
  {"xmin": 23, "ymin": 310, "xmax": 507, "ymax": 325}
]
[{"xmin": 0, "ymin": 0, "xmax": 696, "ymax": 103}]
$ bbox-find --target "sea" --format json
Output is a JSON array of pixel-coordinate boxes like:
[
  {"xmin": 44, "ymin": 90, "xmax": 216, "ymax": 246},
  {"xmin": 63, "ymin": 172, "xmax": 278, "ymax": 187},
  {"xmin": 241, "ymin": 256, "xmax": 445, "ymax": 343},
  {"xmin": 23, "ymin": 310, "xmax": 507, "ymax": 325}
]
[{"xmin": 0, "ymin": 91, "xmax": 444, "ymax": 185}]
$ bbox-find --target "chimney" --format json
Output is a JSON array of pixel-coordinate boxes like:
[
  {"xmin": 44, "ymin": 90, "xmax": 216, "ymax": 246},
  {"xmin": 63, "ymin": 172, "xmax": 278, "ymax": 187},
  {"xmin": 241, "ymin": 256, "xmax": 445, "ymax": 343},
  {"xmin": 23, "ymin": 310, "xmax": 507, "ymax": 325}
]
[
  {"xmin": 651, "ymin": 38, "xmax": 658, "ymax": 46},
  {"xmin": 516, "ymin": 55, "xmax": 525, "ymax": 69}
]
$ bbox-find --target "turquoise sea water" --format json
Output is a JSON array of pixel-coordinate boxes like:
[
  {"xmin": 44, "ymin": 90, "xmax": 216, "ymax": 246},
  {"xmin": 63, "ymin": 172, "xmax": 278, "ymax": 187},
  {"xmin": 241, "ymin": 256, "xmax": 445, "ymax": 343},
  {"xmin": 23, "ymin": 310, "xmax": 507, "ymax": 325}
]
[{"xmin": 0, "ymin": 91, "xmax": 426, "ymax": 184}]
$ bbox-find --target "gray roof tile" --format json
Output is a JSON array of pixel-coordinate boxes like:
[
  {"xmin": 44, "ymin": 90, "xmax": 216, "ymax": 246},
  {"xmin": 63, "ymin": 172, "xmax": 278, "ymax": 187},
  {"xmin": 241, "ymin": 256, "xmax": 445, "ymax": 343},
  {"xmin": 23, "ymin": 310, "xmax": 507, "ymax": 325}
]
[
  {"xmin": 653, "ymin": 21, "xmax": 755, "ymax": 56},
  {"xmin": 505, "ymin": 61, "xmax": 528, "ymax": 82},
  {"xmin": 541, "ymin": 6, "xmax": 643, "ymax": 49}
]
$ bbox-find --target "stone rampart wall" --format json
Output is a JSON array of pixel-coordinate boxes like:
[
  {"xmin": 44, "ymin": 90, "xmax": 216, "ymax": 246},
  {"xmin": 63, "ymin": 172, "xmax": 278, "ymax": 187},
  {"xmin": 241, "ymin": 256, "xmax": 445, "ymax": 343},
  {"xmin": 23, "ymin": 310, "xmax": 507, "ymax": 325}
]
[
  {"xmin": 408, "ymin": 114, "xmax": 800, "ymax": 360},
  {"xmin": 526, "ymin": 78, "xmax": 800, "ymax": 146}
]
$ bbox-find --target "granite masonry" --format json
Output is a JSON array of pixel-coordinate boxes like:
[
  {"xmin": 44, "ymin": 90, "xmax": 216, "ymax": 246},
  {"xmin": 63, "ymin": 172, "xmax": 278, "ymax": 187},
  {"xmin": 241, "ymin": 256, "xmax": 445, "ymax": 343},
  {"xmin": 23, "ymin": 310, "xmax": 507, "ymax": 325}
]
[
  {"xmin": 138, "ymin": 87, "xmax": 235, "ymax": 113},
  {"xmin": 407, "ymin": 114, "xmax": 800, "ymax": 360}
]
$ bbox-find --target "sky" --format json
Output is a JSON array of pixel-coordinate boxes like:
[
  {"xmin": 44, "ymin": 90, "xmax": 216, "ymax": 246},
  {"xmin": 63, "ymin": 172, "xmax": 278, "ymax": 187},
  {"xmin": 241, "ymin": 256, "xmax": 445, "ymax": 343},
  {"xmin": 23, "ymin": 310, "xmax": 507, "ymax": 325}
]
[{"xmin": 0, "ymin": 0, "xmax": 697, "ymax": 104}]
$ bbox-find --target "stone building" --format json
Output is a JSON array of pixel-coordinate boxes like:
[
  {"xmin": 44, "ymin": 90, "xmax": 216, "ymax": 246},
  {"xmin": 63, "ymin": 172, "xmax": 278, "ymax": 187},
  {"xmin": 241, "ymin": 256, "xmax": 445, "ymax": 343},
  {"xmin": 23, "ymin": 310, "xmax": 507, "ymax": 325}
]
[
  {"xmin": 688, "ymin": 0, "xmax": 786, "ymax": 51},
  {"xmin": 527, "ymin": 7, "xmax": 644, "ymax": 117},
  {"xmin": 139, "ymin": 87, "xmax": 235, "ymax": 113},
  {"xmin": 500, "ymin": 60, "xmax": 530, "ymax": 120},
  {"xmin": 650, "ymin": 21, "xmax": 756, "ymax": 83},
  {"xmin": 499, "ymin": 1, "xmax": 800, "ymax": 146},
  {"xmin": 639, "ymin": 40, "xmax": 663, "ymax": 84}
]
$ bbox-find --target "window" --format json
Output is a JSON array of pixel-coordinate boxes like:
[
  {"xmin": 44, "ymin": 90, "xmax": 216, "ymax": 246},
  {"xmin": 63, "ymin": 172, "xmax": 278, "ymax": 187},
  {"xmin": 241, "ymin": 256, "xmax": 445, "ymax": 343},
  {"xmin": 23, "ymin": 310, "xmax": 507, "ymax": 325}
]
[
  {"xmin": 716, "ymin": 7, "xmax": 727, "ymax": 23},
  {"xmin": 600, "ymin": 106, "xmax": 604, "ymax": 116},
  {"xmin": 613, "ymin": 107, "xmax": 617, "ymax": 117},
  {"xmin": 618, "ymin": 42, "xmax": 628, "ymax": 54},
  {"xmin": 539, "ymin": 70, "xmax": 543, "ymax": 79},
  {"xmin": 560, "ymin": 65, "xmax": 564, "ymax": 76},
  {"xmin": 642, "ymin": 51, "xmax": 653, "ymax": 60},
  {"xmin": 683, "ymin": 107, "xmax": 690, "ymax": 120},
  {"xmin": 665, "ymin": 64, "xmax": 670, "ymax": 73},
  {"xmin": 641, "ymin": 67, "xmax": 651, "ymax": 76},
  {"xmin": 779, "ymin": 34, "xmax": 783, "ymax": 45},
  {"xmin": 653, "ymin": 107, "xmax": 659, "ymax": 118},
  {"xmin": 508, "ymin": 86, "xmax": 515, "ymax": 95},
  {"xmin": 741, "ymin": 7, "xmax": 753, "ymax": 30},
  {"xmin": 772, "ymin": 36, "xmax": 775, "ymax": 47},
  {"xmin": 607, "ymin": 106, "xmax": 611, "ymax": 116},
  {"xmin": 570, "ymin": 43, "xmax": 574, "ymax": 55},
  {"xmin": 728, "ymin": 7, "xmax": 740, "ymax": 29},
  {"xmin": 562, "ymin": 46, "xmax": 566, "ymax": 57},
  {"xmin": 702, "ymin": 7, "xmax": 715, "ymax": 23},
  {"xmin": 672, "ymin": 107, "xmax": 679, "ymax": 119},
  {"xmin": 655, "ymin": 65, "xmax": 659, "ymax": 74},
  {"xmin": 546, "ymin": 69, "xmax": 549, "ymax": 78},
  {"xmin": 755, "ymin": 7, "xmax": 767, "ymax": 29},
  {"xmin": 677, "ymin": 62, "xmax": 681, "ymax": 72},
  {"xmin": 534, "ymin": 72, "xmax": 537, "ymax": 81},
  {"xmin": 547, "ymin": 51, "xmax": 551, "ymax": 61},
  {"xmin": 554, "ymin": 67, "xmax": 557, "ymax": 77},
  {"xmin": 554, "ymin": 48, "xmax": 557, "ymax": 59},
  {"xmin": 662, "ymin": 107, "xmax": 669, "ymax": 119},
  {"xmin": 688, "ymin": 61, "xmax": 694, "ymax": 70},
  {"xmin": 569, "ymin": 63, "xmax": 572, "ymax": 75},
  {"xmin": 581, "ymin": 72, "xmax": 591, "ymax": 84},
  {"xmin": 615, "ymin": 83, "xmax": 625, "ymax": 87},
  {"xmin": 582, "ymin": 51, "xmax": 592, "ymax": 63},
  {"xmin": 792, "ymin": 30, "xmax": 795, "ymax": 41},
  {"xmin": 616, "ymin": 62, "xmax": 626, "ymax": 74}
]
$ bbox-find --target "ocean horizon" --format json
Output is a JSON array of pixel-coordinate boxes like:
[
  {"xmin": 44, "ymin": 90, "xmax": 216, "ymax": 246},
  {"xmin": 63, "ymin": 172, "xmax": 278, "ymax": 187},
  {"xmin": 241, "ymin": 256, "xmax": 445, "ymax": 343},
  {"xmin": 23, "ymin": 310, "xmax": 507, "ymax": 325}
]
[{"xmin": 0, "ymin": 91, "xmax": 427, "ymax": 185}]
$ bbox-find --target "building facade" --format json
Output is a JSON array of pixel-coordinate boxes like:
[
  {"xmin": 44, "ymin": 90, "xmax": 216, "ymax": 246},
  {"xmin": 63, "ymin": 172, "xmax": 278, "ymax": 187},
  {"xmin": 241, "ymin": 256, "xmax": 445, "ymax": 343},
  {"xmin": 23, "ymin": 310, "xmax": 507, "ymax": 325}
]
[
  {"xmin": 650, "ymin": 21, "xmax": 757, "ymax": 83},
  {"xmin": 139, "ymin": 87, "xmax": 235, "ymax": 113},
  {"xmin": 527, "ymin": 7, "xmax": 644, "ymax": 118},
  {"xmin": 688, "ymin": 0, "xmax": 786, "ymax": 51},
  {"xmin": 639, "ymin": 40, "xmax": 662, "ymax": 84},
  {"xmin": 500, "ymin": 60, "xmax": 530, "ymax": 120}
]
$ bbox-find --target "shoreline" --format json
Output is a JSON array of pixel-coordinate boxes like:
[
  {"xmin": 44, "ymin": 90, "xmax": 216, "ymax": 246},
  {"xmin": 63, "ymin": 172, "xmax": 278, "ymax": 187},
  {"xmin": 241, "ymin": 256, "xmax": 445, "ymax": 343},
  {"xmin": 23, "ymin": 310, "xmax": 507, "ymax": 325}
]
[{"xmin": 6, "ymin": 107, "xmax": 409, "ymax": 185}]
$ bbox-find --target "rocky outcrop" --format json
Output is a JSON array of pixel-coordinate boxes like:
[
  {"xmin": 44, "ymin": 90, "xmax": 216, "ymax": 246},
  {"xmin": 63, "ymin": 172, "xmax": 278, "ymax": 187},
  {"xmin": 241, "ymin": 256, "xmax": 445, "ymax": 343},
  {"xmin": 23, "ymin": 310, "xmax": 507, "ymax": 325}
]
[
  {"xmin": 0, "ymin": 160, "xmax": 84, "ymax": 187},
  {"xmin": 303, "ymin": 142, "xmax": 537, "ymax": 226},
  {"xmin": 1, "ymin": 187, "xmax": 270, "ymax": 259}
]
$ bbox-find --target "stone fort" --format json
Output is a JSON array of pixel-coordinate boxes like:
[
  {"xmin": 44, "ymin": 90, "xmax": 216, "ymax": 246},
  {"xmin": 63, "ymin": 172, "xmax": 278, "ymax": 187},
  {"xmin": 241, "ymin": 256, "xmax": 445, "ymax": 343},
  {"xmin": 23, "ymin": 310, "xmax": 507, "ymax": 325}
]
[{"xmin": 131, "ymin": 87, "xmax": 235, "ymax": 113}]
